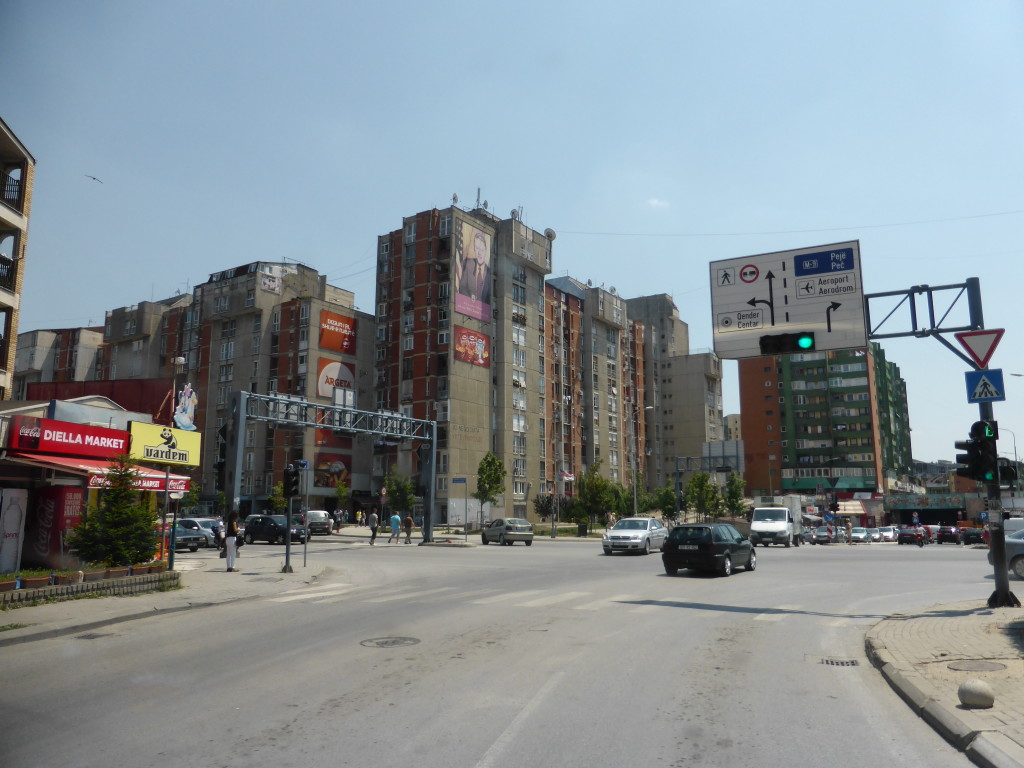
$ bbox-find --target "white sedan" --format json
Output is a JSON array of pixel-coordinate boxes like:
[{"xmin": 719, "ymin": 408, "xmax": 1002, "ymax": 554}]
[{"xmin": 602, "ymin": 517, "xmax": 668, "ymax": 555}]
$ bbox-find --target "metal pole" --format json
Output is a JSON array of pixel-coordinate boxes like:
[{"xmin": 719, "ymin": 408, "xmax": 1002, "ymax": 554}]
[
  {"xmin": 551, "ymin": 478, "xmax": 558, "ymax": 539},
  {"xmin": 282, "ymin": 490, "xmax": 294, "ymax": 574},
  {"xmin": 164, "ymin": 466, "xmax": 174, "ymax": 570},
  {"xmin": 464, "ymin": 479, "xmax": 468, "ymax": 542}
]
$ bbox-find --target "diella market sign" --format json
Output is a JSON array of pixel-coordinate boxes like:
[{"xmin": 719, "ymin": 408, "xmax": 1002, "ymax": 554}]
[{"xmin": 129, "ymin": 422, "xmax": 201, "ymax": 467}]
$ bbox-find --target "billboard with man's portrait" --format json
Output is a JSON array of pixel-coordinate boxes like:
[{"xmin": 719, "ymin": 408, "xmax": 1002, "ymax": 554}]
[{"xmin": 454, "ymin": 221, "xmax": 492, "ymax": 322}]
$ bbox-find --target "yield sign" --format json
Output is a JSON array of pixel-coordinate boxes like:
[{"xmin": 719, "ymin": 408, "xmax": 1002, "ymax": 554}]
[{"xmin": 954, "ymin": 328, "xmax": 1004, "ymax": 368}]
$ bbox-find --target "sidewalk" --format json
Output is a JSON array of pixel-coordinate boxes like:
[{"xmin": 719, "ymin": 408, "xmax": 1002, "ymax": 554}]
[{"xmin": 866, "ymin": 600, "xmax": 1024, "ymax": 768}]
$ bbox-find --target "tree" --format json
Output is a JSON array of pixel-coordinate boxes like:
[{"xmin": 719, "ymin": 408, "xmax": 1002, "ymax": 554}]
[
  {"xmin": 267, "ymin": 482, "xmax": 288, "ymax": 513},
  {"xmin": 576, "ymin": 461, "xmax": 615, "ymax": 525},
  {"xmin": 384, "ymin": 470, "xmax": 416, "ymax": 515},
  {"xmin": 683, "ymin": 473, "xmax": 723, "ymax": 522},
  {"xmin": 723, "ymin": 473, "xmax": 749, "ymax": 518},
  {"xmin": 65, "ymin": 454, "xmax": 158, "ymax": 566},
  {"xmin": 334, "ymin": 478, "xmax": 351, "ymax": 516},
  {"xmin": 473, "ymin": 451, "xmax": 506, "ymax": 522},
  {"xmin": 651, "ymin": 484, "xmax": 678, "ymax": 519},
  {"xmin": 182, "ymin": 482, "xmax": 202, "ymax": 513}
]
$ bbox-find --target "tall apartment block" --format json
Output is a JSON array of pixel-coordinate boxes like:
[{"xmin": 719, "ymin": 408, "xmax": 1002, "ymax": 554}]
[
  {"xmin": 0, "ymin": 117, "xmax": 34, "ymax": 400},
  {"xmin": 738, "ymin": 343, "xmax": 912, "ymax": 499},
  {"xmin": 14, "ymin": 326, "xmax": 104, "ymax": 399}
]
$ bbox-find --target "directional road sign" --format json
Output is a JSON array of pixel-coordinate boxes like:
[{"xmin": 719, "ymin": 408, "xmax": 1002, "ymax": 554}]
[
  {"xmin": 710, "ymin": 241, "xmax": 867, "ymax": 359},
  {"xmin": 965, "ymin": 368, "xmax": 1006, "ymax": 403},
  {"xmin": 955, "ymin": 328, "xmax": 1004, "ymax": 369}
]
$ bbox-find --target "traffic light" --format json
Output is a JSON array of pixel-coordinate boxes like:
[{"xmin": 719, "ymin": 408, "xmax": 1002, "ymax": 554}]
[
  {"xmin": 759, "ymin": 332, "xmax": 815, "ymax": 356},
  {"xmin": 998, "ymin": 458, "xmax": 1018, "ymax": 490},
  {"xmin": 973, "ymin": 420, "xmax": 999, "ymax": 484},
  {"xmin": 829, "ymin": 495, "xmax": 840, "ymax": 513},
  {"xmin": 284, "ymin": 464, "xmax": 300, "ymax": 498}
]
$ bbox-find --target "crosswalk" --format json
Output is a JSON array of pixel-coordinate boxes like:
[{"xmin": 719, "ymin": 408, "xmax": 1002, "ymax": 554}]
[{"xmin": 266, "ymin": 584, "xmax": 853, "ymax": 624}]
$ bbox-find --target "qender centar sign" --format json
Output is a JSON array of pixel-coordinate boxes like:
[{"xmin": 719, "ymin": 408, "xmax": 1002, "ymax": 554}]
[{"xmin": 129, "ymin": 422, "xmax": 201, "ymax": 467}]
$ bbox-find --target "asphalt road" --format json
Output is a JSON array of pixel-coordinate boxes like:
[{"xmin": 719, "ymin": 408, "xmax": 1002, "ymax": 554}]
[{"xmin": 1, "ymin": 537, "xmax": 995, "ymax": 768}]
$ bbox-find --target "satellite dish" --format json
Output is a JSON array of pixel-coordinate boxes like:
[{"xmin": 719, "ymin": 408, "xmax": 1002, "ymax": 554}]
[
  {"xmin": 544, "ymin": 228, "xmax": 557, "ymax": 241},
  {"xmin": 610, "ymin": 286, "xmax": 617, "ymax": 295},
  {"xmin": 510, "ymin": 209, "xmax": 519, "ymax": 220},
  {"xmin": 452, "ymin": 193, "xmax": 459, "ymax": 204},
  {"xmin": 483, "ymin": 200, "xmax": 488, "ymax": 209},
  {"xmin": 587, "ymin": 279, "xmax": 592, "ymax": 287}
]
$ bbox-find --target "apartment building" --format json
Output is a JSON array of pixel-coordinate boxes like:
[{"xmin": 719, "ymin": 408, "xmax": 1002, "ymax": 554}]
[
  {"xmin": 0, "ymin": 116, "xmax": 34, "ymax": 399},
  {"xmin": 739, "ymin": 343, "xmax": 912, "ymax": 499},
  {"xmin": 14, "ymin": 327, "xmax": 105, "ymax": 398}
]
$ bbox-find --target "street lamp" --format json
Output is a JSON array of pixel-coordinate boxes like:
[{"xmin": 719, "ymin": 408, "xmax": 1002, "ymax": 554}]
[{"xmin": 633, "ymin": 405, "xmax": 654, "ymax": 516}]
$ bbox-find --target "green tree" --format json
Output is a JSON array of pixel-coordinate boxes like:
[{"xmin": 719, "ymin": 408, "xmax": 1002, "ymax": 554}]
[
  {"xmin": 384, "ymin": 470, "xmax": 416, "ymax": 514},
  {"xmin": 65, "ymin": 454, "xmax": 158, "ymax": 566},
  {"xmin": 182, "ymin": 482, "xmax": 202, "ymax": 513},
  {"xmin": 472, "ymin": 451, "xmax": 506, "ymax": 522},
  {"xmin": 651, "ymin": 484, "xmax": 678, "ymax": 519},
  {"xmin": 576, "ymin": 461, "xmax": 615, "ymax": 525},
  {"xmin": 723, "ymin": 473, "xmax": 749, "ymax": 518},
  {"xmin": 267, "ymin": 482, "xmax": 288, "ymax": 513},
  {"xmin": 334, "ymin": 478, "xmax": 351, "ymax": 516},
  {"xmin": 683, "ymin": 473, "xmax": 723, "ymax": 522}
]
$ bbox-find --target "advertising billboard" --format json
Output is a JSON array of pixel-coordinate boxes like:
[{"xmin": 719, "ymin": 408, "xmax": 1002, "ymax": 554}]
[
  {"xmin": 129, "ymin": 422, "xmax": 202, "ymax": 467},
  {"xmin": 314, "ymin": 428, "xmax": 352, "ymax": 489},
  {"xmin": 317, "ymin": 358, "xmax": 355, "ymax": 398},
  {"xmin": 320, "ymin": 310, "xmax": 358, "ymax": 354},
  {"xmin": 453, "ymin": 326, "xmax": 490, "ymax": 368},
  {"xmin": 454, "ymin": 220, "xmax": 492, "ymax": 322},
  {"xmin": 7, "ymin": 416, "xmax": 129, "ymax": 459}
]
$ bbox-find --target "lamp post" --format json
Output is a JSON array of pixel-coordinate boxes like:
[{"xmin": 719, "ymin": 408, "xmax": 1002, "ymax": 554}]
[{"xmin": 632, "ymin": 405, "xmax": 654, "ymax": 516}]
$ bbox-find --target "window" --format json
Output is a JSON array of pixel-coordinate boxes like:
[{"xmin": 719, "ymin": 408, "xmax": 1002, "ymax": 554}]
[
  {"xmin": 245, "ymin": 290, "xmax": 255, "ymax": 308},
  {"xmin": 440, "ymin": 214, "xmax": 451, "ymax": 236},
  {"xmin": 252, "ymin": 336, "xmax": 261, "ymax": 355},
  {"xmin": 219, "ymin": 364, "xmax": 233, "ymax": 382},
  {"xmin": 215, "ymin": 296, "xmax": 229, "ymax": 314},
  {"xmin": 220, "ymin": 341, "xmax": 235, "ymax": 360},
  {"xmin": 271, "ymin": 311, "xmax": 280, "ymax": 332},
  {"xmin": 513, "ymin": 348, "xmax": 527, "ymax": 367},
  {"xmin": 438, "ymin": 331, "xmax": 449, "ymax": 345},
  {"xmin": 404, "ymin": 221, "xmax": 416, "ymax": 243}
]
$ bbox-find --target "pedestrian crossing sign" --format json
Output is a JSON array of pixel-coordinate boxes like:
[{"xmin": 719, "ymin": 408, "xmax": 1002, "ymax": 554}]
[{"xmin": 965, "ymin": 368, "xmax": 1005, "ymax": 403}]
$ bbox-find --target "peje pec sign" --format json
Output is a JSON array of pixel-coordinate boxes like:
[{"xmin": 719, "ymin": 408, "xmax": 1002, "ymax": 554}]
[{"xmin": 8, "ymin": 415, "xmax": 129, "ymax": 458}]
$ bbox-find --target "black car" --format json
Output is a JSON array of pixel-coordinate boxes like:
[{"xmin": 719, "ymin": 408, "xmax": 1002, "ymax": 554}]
[
  {"xmin": 935, "ymin": 525, "xmax": 960, "ymax": 544},
  {"xmin": 960, "ymin": 527, "xmax": 985, "ymax": 545},
  {"xmin": 661, "ymin": 523, "xmax": 755, "ymax": 577},
  {"xmin": 897, "ymin": 526, "xmax": 929, "ymax": 546},
  {"xmin": 243, "ymin": 514, "xmax": 307, "ymax": 545}
]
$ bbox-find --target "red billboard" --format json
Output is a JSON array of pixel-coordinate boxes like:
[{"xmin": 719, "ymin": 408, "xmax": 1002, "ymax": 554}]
[
  {"xmin": 453, "ymin": 326, "xmax": 491, "ymax": 368},
  {"xmin": 23, "ymin": 486, "xmax": 84, "ymax": 569},
  {"xmin": 7, "ymin": 416, "xmax": 129, "ymax": 458},
  {"xmin": 320, "ymin": 310, "xmax": 357, "ymax": 354}
]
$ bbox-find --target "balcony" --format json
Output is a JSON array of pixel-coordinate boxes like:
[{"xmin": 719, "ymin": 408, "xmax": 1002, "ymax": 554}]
[
  {"xmin": 0, "ymin": 254, "xmax": 16, "ymax": 293},
  {"xmin": 1, "ymin": 173, "xmax": 24, "ymax": 214}
]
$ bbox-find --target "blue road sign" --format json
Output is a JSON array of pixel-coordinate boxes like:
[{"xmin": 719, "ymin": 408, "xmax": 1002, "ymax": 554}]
[
  {"xmin": 965, "ymin": 368, "xmax": 1006, "ymax": 403},
  {"xmin": 451, "ymin": 477, "xmax": 467, "ymax": 484}
]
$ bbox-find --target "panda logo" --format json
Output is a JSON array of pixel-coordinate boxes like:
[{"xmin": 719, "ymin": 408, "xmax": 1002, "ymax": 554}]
[{"xmin": 160, "ymin": 428, "xmax": 178, "ymax": 450}]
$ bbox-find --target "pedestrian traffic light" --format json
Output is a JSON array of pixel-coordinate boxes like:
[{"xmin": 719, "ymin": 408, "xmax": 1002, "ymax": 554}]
[
  {"xmin": 284, "ymin": 464, "xmax": 300, "ymax": 498},
  {"xmin": 759, "ymin": 332, "xmax": 816, "ymax": 356},
  {"xmin": 973, "ymin": 420, "xmax": 999, "ymax": 484}
]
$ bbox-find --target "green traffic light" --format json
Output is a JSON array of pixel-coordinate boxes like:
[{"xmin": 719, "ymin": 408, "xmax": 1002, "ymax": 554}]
[{"xmin": 797, "ymin": 334, "xmax": 814, "ymax": 349}]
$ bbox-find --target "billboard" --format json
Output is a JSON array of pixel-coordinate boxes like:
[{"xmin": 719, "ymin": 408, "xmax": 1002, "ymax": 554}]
[
  {"xmin": 129, "ymin": 422, "xmax": 202, "ymax": 467},
  {"xmin": 7, "ymin": 416, "xmax": 129, "ymax": 459},
  {"xmin": 453, "ymin": 326, "xmax": 490, "ymax": 368},
  {"xmin": 454, "ymin": 220, "xmax": 492, "ymax": 322},
  {"xmin": 317, "ymin": 358, "xmax": 355, "ymax": 398},
  {"xmin": 320, "ymin": 310, "xmax": 357, "ymax": 354}
]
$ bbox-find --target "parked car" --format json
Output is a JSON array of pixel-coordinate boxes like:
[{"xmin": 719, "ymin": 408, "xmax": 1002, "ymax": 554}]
[
  {"xmin": 178, "ymin": 517, "xmax": 222, "ymax": 547},
  {"xmin": 868, "ymin": 528, "xmax": 882, "ymax": 542},
  {"xmin": 989, "ymin": 529, "xmax": 1024, "ymax": 579},
  {"xmin": 661, "ymin": 523, "xmax": 755, "ymax": 577},
  {"xmin": 897, "ymin": 526, "xmax": 930, "ymax": 546},
  {"xmin": 811, "ymin": 526, "xmax": 834, "ymax": 544},
  {"xmin": 602, "ymin": 517, "xmax": 669, "ymax": 555},
  {"xmin": 481, "ymin": 518, "xmax": 534, "ymax": 546},
  {"xmin": 935, "ymin": 525, "xmax": 961, "ymax": 544},
  {"xmin": 878, "ymin": 526, "xmax": 898, "ymax": 542},
  {"xmin": 849, "ymin": 527, "xmax": 870, "ymax": 544},
  {"xmin": 305, "ymin": 510, "xmax": 333, "ymax": 536},
  {"xmin": 960, "ymin": 527, "xmax": 985, "ymax": 545},
  {"xmin": 243, "ymin": 514, "xmax": 308, "ymax": 545},
  {"xmin": 164, "ymin": 524, "xmax": 203, "ymax": 552}
]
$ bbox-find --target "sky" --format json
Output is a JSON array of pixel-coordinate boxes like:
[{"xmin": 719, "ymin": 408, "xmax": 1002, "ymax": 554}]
[{"xmin": 2, "ymin": 1, "xmax": 1023, "ymax": 465}]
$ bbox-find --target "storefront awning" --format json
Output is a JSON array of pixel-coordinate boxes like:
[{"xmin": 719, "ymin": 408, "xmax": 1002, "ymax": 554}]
[{"xmin": 6, "ymin": 452, "xmax": 190, "ymax": 492}]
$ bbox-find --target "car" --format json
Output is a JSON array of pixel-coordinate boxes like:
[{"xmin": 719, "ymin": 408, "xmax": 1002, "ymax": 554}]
[
  {"xmin": 868, "ymin": 527, "xmax": 882, "ymax": 542},
  {"xmin": 178, "ymin": 517, "xmax": 222, "ymax": 547},
  {"xmin": 164, "ymin": 524, "xmax": 204, "ymax": 552},
  {"xmin": 242, "ymin": 514, "xmax": 308, "ymax": 545},
  {"xmin": 849, "ymin": 527, "xmax": 870, "ymax": 544},
  {"xmin": 602, "ymin": 517, "xmax": 668, "ymax": 555},
  {"xmin": 989, "ymin": 529, "xmax": 1024, "ymax": 578},
  {"xmin": 481, "ymin": 518, "xmax": 534, "ymax": 546},
  {"xmin": 878, "ymin": 526, "xmax": 898, "ymax": 542},
  {"xmin": 305, "ymin": 510, "xmax": 333, "ymax": 536},
  {"xmin": 936, "ymin": 525, "xmax": 960, "ymax": 544},
  {"xmin": 811, "ymin": 526, "xmax": 834, "ymax": 544},
  {"xmin": 661, "ymin": 523, "xmax": 755, "ymax": 577},
  {"xmin": 960, "ymin": 527, "xmax": 985, "ymax": 545},
  {"xmin": 897, "ymin": 526, "xmax": 930, "ymax": 546}
]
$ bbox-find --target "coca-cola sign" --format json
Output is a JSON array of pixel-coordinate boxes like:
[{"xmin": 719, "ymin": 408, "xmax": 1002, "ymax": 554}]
[
  {"xmin": 86, "ymin": 473, "xmax": 190, "ymax": 492},
  {"xmin": 8, "ymin": 415, "xmax": 129, "ymax": 458}
]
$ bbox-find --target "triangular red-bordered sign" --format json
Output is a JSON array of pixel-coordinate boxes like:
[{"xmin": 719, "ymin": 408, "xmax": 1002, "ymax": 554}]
[{"xmin": 954, "ymin": 328, "xmax": 1004, "ymax": 368}]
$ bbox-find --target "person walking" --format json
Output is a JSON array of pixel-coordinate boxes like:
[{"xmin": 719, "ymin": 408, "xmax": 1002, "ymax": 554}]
[
  {"xmin": 224, "ymin": 512, "xmax": 240, "ymax": 572},
  {"xmin": 356, "ymin": 509, "xmax": 363, "ymax": 527},
  {"xmin": 388, "ymin": 511, "xmax": 402, "ymax": 543},
  {"xmin": 367, "ymin": 507, "xmax": 379, "ymax": 545},
  {"xmin": 403, "ymin": 513, "xmax": 414, "ymax": 544}
]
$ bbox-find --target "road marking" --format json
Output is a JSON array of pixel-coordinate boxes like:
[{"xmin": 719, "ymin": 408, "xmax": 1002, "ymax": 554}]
[
  {"xmin": 754, "ymin": 605, "xmax": 802, "ymax": 621},
  {"xmin": 517, "ymin": 591, "xmax": 590, "ymax": 608},
  {"xmin": 471, "ymin": 590, "xmax": 544, "ymax": 604},
  {"xmin": 364, "ymin": 587, "xmax": 456, "ymax": 603},
  {"xmin": 629, "ymin": 602, "xmax": 662, "ymax": 614},
  {"xmin": 572, "ymin": 594, "xmax": 640, "ymax": 611},
  {"xmin": 270, "ymin": 584, "xmax": 355, "ymax": 602},
  {"xmin": 422, "ymin": 588, "xmax": 497, "ymax": 602}
]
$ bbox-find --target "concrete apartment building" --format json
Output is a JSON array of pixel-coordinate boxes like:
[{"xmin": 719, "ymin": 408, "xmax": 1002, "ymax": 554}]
[
  {"xmin": 738, "ymin": 343, "xmax": 912, "ymax": 499},
  {"xmin": 724, "ymin": 414, "xmax": 741, "ymax": 442},
  {"xmin": 0, "ymin": 117, "xmax": 34, "ymax": 400},
  {"xmin": 14, "ymin": 327, "xmax": 105, "ymax": 399}
]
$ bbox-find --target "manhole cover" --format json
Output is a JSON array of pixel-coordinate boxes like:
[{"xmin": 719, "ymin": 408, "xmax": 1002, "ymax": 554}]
[
  {"xmin": 948, "ymin": 660, "xmax": 1007, "ymax": 672},
  {"xmin": 360, "ymin": 636, "xmax": 420, "ymax": 648}
]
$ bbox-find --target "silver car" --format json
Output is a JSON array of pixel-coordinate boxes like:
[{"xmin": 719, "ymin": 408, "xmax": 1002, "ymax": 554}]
[
  {"xmin": 602, "ymin": 517, "xmax": 668, "ymax": 555},
  {"xmin": 178, "ymin": 517, "xmax": 222, "ymax": 548},
  {"xmin": 481, "ymin": 518, "xmax": 534, "ymax": 546}
]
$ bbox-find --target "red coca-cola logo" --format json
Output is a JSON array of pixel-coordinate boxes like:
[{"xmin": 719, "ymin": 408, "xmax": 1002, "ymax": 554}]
[{"xmin": 20, "ymin": 424, "xmax": 41, "ymax": 438}]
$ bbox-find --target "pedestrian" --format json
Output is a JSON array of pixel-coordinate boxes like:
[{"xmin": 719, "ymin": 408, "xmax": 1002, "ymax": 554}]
[
  {"xmin": 367, "ymin": 507, "xmax": 379, "ymax": 545},
  {"xmin": 213, "ymin": 518, "xmax": 225, "ymax": 550},
  {"xmin": 403, "ymin": 513, "xmax": 414, "ymax": 544},
  {"xmin": 388, "ymin": 511, "xmax": 402, "ymax": 543},
  {"xmin": 845, "ymin": 518, "xmax": 853, "ymax": 546},
  {"xmin": 357, "ymin": 509, "xmax": 363, "ymax": 527},
  {"xmin": 224, "ymin": 511, "xmax": 240, "ymax": 572}
]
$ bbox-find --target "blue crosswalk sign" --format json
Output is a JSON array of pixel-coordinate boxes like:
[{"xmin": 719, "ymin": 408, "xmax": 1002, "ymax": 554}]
[{"xmin": 965, "ymin": 369, "xmax": 1005, "ymax": 403}]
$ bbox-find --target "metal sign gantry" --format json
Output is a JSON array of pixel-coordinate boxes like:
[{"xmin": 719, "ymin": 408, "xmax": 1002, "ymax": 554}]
[{"xmin": 223, "ymin": 391, "xmax": 438, "ymax": 542}]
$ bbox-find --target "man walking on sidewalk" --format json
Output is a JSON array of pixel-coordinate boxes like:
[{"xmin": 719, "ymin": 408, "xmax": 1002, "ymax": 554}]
[
  {"xmin": 388, "ymin": 511, "xmax": 402, "ymax": 543},
  {"xmin": 367, "ymin": 507, "xmax": 379, "ymax": 545},
  {"xmin": 403, "ymin": 513, "xmax": 414, "ymax": 544}
]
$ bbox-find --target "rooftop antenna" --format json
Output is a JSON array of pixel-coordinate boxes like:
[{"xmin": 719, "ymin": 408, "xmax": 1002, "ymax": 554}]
[{"xmin": 452, "ymin": 193, "xmax": 459, "ymax": 206}]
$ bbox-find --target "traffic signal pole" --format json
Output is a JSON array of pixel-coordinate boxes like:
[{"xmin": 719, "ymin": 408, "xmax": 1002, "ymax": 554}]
[{"xmin": 981, "ymin": 406, "xmax": 1018, "ymax": 607}]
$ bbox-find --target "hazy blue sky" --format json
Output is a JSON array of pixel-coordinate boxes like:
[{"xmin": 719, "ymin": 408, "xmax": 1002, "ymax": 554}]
[{"xmin": 3, "ymin": 1, "xmax": 1023, "ymax": 465}]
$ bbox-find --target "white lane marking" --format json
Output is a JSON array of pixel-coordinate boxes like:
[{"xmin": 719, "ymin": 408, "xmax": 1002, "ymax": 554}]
[
  {"xmin": 754, "ymin": 604, "xmax": 802, "ymax": 621},
  {"xmin": 516, "ymin": 591, "xmax": 590, "ymax": 608},
  {"xmin": 270, "ymin": 585, "xmax": 356, "ymax": 602},
  {"xmin": 363, "ymin": 587, "xmax": 455, "ymax": 603},
  {"xmin": 471, "ymin": 590, "xmax": 544, "ymax": 604},
  {"xmin": 475, "ymin": 668, "xmax": 568, "ymax": 768},
  {"xmin": 422, "ymin": 588, "xmax": 497, "ymax": 602},
  {"xmin": 572, "ymin": 594, "xmax": 641, "ymax": 611}
]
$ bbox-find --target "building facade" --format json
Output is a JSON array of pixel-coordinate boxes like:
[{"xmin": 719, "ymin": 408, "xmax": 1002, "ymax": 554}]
[{"xmin": 0, "ymin": 117, "xmax": 34, "ymax": 400}]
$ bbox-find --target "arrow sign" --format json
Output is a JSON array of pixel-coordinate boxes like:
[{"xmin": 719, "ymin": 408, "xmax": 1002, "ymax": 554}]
[{"xmin": 955, "ymin": 329, "xmax": 1004, "ymax": 368}]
